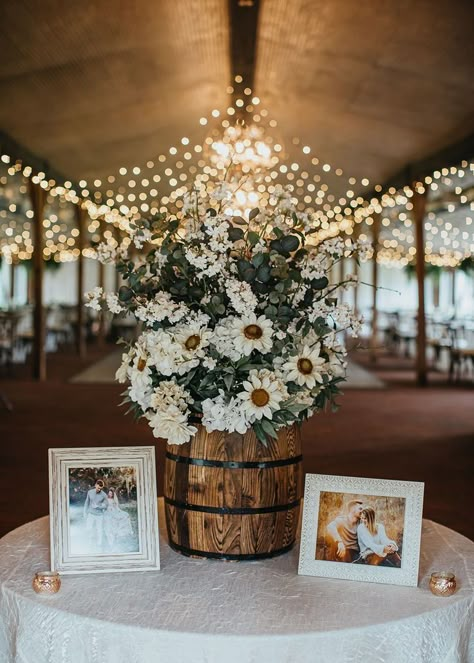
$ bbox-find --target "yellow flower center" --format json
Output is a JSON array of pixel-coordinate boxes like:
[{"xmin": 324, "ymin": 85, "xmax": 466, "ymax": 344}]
[
  {"xmin": 297, "ymin": 358, "xmax": 313, "ymax": 375},
  {"xmin": 244, "ymin": 324, "xmax": 263, "ymax": 340},
  {"xmin": 137, "ymin": 357, "xmax": 147, "ymax": 372},
  {"xmin": 185, "ymin": 334, "xmax": 201, "ymax": 350},
  {"xmin": 251, "ymin": 388, "xmax": 270, "ymax": 407}
]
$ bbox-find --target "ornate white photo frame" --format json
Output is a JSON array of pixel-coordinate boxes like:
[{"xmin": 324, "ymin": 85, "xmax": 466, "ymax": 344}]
[
  {"xmin": 49, "ymin": 446, "xmax": 160, "ymax": 574},
  {"xmin": 298, "ymin": 474, "xmax": 424, "ymax": 586}
]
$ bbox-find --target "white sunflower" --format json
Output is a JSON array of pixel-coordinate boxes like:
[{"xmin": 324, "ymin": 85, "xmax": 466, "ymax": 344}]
[
  {"xmin": 230, "ymin": 314, "xmax": 274, "ymax": 356},
  {"xmin": 238, "ymin": 370, "xmax": 285, "ymax": 421},
  {"xmin": 282, "ymin": 344, "xmax": 326, "ymax": 389}
]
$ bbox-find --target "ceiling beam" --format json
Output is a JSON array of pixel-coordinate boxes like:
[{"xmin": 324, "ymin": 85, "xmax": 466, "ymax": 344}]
[
  {"xmin": 365, "ymin": 131, "xmax": 474, "ymax": 199},
  {"xmin": 228, "ymin": 0, "xmax": 261, "ymax": 107}
]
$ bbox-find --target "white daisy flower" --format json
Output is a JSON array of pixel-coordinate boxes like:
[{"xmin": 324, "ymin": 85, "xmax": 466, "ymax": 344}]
[
  {"xmin": 282, "ymin": 344, "xmax": 326, "ymax": 389},
  {"xmin": 238, "ymin": 369, "xmax": 285, "ymax": 421},
  {"xmin": 230, "ymin": 314, "xmax": 274, "ymax": 356},
  {"xmin": 173, "ymin": 325, "xmax": 212, "ymax": 359}
]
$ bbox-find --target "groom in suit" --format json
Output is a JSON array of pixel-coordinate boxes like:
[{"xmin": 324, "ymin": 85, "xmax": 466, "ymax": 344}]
[{"xmin": 83, "ymin": 479, "xmax": 108, "ymax": 550}]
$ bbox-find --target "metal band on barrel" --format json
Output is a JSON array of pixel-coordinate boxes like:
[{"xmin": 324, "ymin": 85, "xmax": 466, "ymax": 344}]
[
  {"xmin": 167, "ymin": 540, "xmax": 295, "ymax": 561},
  {"xmin": 165, "ymin": 496, "xmax": 301, "ymax": 515},
  {"xmin": 165, "ymin": 451, "xmax": 303, "ymax": 469}
]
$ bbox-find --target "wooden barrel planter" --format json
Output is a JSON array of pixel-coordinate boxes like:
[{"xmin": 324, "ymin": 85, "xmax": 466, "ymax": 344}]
[{"xmin": 164, "ymin": 424, "xmax": 303, "ymax": 560}]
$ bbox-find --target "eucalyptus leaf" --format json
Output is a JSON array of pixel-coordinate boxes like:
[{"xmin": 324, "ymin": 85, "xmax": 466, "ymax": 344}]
[
  {"xmin": 118, "ymin": 286, "xmax": 133, "ymax": 302},
  {"xmin": 281, "ymin": 235, "xmax": 300, "ymax": 252},
  {"xmin": 247, "ymin": 231, "xmax": 261, "ymax": 247},
  {"xmin": 233, "ymin": 216, "xmax": 247, "ymax": 226},
  {"xmin": 312, "ymin": 276, "xmax": 329, "ymax": 290},
  {"xmin": 256, "ymin": 265, "xmax": 272, "ymax": 283},
  {"xmin": 260, "ymin": 419, "xmax": 278, "ymax": 439},
  {"xmin": 228, "ymin": 226, "xmax": 244, "ymax": 242}
]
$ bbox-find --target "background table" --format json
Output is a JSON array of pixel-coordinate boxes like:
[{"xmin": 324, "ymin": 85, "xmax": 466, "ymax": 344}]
[{"xmin": 0, "ymin": 501, "xmax": 473, "ymax": 663}]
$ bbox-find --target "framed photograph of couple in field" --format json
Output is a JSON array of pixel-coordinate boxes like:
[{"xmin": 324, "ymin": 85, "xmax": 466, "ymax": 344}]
[
  {"xmin": 49, "ymin": 446, "xmax": 160, "ymax": 574},
  {"xmin": 298, "ymin": 474, "xmax": 424, "ymax": 586}
]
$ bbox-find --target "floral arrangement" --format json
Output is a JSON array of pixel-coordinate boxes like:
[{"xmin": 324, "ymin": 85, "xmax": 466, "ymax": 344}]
[{"xmin": 86, "ymin": 184, "xmax": 368, "ymax": 446}]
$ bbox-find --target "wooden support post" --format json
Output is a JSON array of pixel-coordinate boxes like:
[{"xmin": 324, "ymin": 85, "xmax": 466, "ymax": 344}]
[
  {"xmin": 97, "ymin": 220, "xmax": 106, "ymax": 347},
  {"xmin": 370, "ymin": 214, "xmax": 380, "ymax": 362},
  {"xmin": 28, "ymin": 180, "xmax": 46, "ymax": 381},
  {"xmin": 75, "ymin": 204, "xmax": 86, "ymax": 357},
  {"xmin": 413, "ymin": 187, "xmax": 428, "ymax": 386}
]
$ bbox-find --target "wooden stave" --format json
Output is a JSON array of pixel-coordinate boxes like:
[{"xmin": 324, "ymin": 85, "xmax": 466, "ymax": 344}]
[{"xmin": 164, "ymin": 424, "xmax": 303, "ymax": 559}]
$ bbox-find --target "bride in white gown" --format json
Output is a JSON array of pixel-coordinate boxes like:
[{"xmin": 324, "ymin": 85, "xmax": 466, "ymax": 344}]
[{"xmin": 104, "ymin": 487, "xmax": 134, "ymax": 549}]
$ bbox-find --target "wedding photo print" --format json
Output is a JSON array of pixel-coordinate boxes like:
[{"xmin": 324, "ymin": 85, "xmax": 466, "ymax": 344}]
[
  {"xmin": 49, "ymin": 447, "xmax": 160, "ymax": 574},
  {"xmin": 298, "ymin": 475, "xmax": 424, "ymax": 587},
  {"xmin": 315, "ymin": 492, "xmax": 405, "ymax": 567},
  {"xmin": 69, "ymin": 466, "xmax": 138, "ymax": 556}
]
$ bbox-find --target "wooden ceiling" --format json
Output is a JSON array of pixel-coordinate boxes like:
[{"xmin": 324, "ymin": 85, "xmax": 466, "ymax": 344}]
[
  {"xmin": 0, "ymin": 1, "xmax": 229, "ymax": 179},
  {"xmin": 0, "ymin": 0, "xmax": 473, "ymax": 188}
]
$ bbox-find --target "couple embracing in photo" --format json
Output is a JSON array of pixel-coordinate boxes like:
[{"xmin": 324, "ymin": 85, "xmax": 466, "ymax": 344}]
[{"xmin": 325, "ymin": 500, "xmax": 401, "ymax": 567}]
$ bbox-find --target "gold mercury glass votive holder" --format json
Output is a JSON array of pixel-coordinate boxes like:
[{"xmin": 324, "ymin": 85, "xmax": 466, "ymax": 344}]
[
  {"xmin": 429, "ymin": 571, "xmax": 457, "ymax": 597},
  {"xmin": 32, "ymin": 571, "xmax": 61, "ymax": 595}
]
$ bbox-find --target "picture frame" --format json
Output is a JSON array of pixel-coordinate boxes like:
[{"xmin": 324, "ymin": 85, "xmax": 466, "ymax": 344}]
[
  {"xmin": 49, "ymin": 446, "xmax": 160, "ymax": 574},
  {"xmin": 298, "ymin": 474, "xmax": 424, "ymax": 587}
]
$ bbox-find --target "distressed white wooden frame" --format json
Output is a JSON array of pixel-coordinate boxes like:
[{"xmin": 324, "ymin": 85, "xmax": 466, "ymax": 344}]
[
  {"xmin": 49, "ymin": 447, "xmax": 160, "ymax": 574},
  {"xmin": 298, "ymin": 474, "xmax": 424, "ymax": 587}
]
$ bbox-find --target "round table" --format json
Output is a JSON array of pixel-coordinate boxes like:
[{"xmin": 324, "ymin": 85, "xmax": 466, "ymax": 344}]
[{"xmin": 0, "ymin": 502, "xmax": 473, "ymax": 663}]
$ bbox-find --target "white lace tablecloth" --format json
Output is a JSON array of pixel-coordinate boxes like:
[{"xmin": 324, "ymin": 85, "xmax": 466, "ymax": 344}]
[{"xmin": 0, "ymin": 501, "xmax": 473, "ymax": 663}]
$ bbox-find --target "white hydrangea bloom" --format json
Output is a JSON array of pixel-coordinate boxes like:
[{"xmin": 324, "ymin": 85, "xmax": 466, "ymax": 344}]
[
  {"xmin": 128, "ymin": 357, "xmax": 153, "ymax": 411},
  {"xmin": 150, "ymin": 381, "xmax": 192, "ymax": 412},
  {"xmin": 105, "ymin": 293, "xmax": 124, "ymax": 315},
  {"xmin": 115, "ymin": 348, "xmax": 135, "ymax": 383},
  {"xmin": 84, "ymin": 286, "xmax": 103, "ymax": 311},
  {"xmin": 133, "ymin": 228, "xmax": 152, "ymax": 249},
  {"xmin": 321, "ymin": 237, "xmax": 345, "ymax": 257},
  {"xmin": 301, "ymin": 253, "xmax": 329, "ymax": 281},
  {"xmin": 135, "ymin": 292, "xmax": 187, "ymax": 326},
  {"xmin": 147, "ymin": 405, "xmax": 197, "ymax": 444},
  {"xmin": 226, "ymin": 278, "xmax": 258, "ymax": 316},
  {"xmin": 202, "ymin": 392, "xmax": 250, "ymax": 435},
  {"xmin": 211, "ymin": 317, "xmax": 245, "ymax": 362}
]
